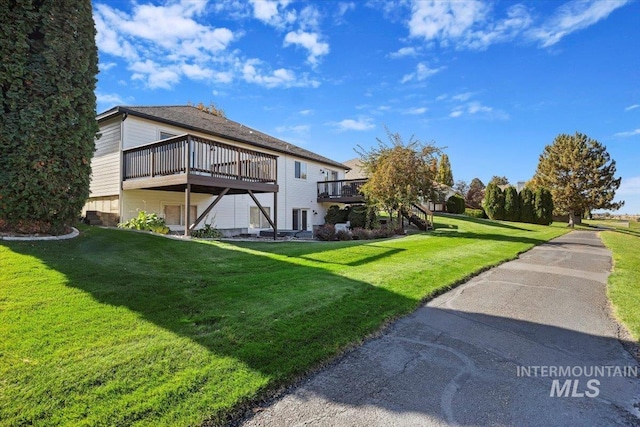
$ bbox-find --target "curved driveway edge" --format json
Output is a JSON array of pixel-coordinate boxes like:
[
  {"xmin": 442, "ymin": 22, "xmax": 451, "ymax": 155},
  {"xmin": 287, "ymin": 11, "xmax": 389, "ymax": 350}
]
[{"xmin": 240, "ymin": 230, "xmax": 640, "ymax": 426}]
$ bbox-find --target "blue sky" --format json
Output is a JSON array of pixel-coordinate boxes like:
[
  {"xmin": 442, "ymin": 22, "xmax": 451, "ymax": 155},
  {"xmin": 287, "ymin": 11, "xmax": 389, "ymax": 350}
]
[{"xmin": 94, "ymin": 0, "xmax": 640, "ymax": 214}]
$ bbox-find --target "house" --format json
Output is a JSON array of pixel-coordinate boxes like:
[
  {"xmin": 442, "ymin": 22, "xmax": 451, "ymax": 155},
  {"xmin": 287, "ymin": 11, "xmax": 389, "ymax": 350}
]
[{"xmin": 84, "ymin": 105, "xmax": 352, "ymax": 237}]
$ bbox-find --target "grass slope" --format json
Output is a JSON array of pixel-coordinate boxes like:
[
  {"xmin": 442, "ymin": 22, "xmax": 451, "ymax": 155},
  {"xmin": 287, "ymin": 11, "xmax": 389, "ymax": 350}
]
[
  {"xmin": 0, "ymin": 216, "xmax": 568, "ymax": 426},
  {"xmin": 598, "ymin": 222, "xmax": 640, "ymax": 342}
]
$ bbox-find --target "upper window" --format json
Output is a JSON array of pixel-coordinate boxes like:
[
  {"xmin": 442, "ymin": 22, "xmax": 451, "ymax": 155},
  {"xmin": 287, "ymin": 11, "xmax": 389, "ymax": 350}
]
[
  {"xmin": 159, "ymin": 131, "xmax": 177, "ymax": 140},
  {"xmin": 294, "ymin": 161, "xmax": 307, "ymax": 180}
]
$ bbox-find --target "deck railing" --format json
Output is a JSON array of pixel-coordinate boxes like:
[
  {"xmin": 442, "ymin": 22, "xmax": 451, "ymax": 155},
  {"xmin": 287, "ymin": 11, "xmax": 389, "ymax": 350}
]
[
  {"xmin": 317, "ymin": 178, "xmax": 367, "ymax": 200},
  {"xmin": 123, "ymin": 134, "xmax": 278, "ymax": 183}
]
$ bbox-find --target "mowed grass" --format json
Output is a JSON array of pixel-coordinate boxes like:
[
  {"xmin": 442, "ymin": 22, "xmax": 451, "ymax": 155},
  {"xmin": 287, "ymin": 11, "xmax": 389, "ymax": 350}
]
[
  {"xmin": 598, "ymin": 222, "xmax": 640, "ymax": 342},
  {"xmin": 0, "ymin": 216, "xmax": 568, "ymax": 426}
]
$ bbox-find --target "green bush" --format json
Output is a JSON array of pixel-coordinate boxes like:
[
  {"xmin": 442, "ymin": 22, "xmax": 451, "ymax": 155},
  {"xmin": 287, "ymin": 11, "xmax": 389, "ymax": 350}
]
[
  {"xmin": 348, "ymin": 205, "xmax": 367, "ymax": 228},
  {"xmin": 534, "ymin": 188, "xmax": 554, "ymax": 225},
  {"xmin": 324, "ymin": 205, "xmax": 350, "ymax": 224},
  {"xmin": 446, "ymin": 194, "xmax": 465, "ymax": 214},
  {"xmin": 118, "ymin": 211, "xmax": 169, "ymax": 234},
  {"xmin": 191, "ymin": 224, "xmax": 222, "ymax": 238},
  {"xmin": 504, "ymin": 186, "xmax": 521, "ymax": 221},
  {"xmin": 464, "ymin": 208, "xmax": 486, "ymax": 218},
  {"xmin": 315, "ymin": 224, "xmax": 336, "ymax": 241},
  {"xmin": 519, "ymin": 187, "xmax": 536, "ymax": 224},
  {"xmin": 483, "ymin": 183, "xmax": 505, "ymax": 220}
]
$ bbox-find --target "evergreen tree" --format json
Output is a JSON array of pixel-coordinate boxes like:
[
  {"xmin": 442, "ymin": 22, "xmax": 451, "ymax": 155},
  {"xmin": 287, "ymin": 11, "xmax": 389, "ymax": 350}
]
[
  {"xmin": 0, "ymin": 0, "xmax": 99, "ymax": 234},
  {"xmin": 533, "ymin": 132, "xmax": 623, "ymax": 227},
  {"xmin": 534, "ymin": 188, "xmax": 554, "ymax": 225},
  {"xmin": 435, "ymin": 154, "xmax": 454, "ymax": 187},
  {"xmin": 519, "ymin": 187, "xmax": 536, "ymax": 224},
  {"xmin": 504, "ymin": 186, "xmax": 521, "ymax": 221},
  {"xmin": 483, "ymin": 183, "xmax": 505, "ymax": 220},
  {"xmin": 466, "ymin": 178, "xmax": 485, "ymax": 209}
]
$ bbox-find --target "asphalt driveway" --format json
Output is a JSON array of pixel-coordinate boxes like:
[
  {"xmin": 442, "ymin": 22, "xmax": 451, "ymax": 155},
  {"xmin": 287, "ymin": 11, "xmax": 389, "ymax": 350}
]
[{"xmin": 240, "ymin": 230, "xmax": 640, "ymax": 426}]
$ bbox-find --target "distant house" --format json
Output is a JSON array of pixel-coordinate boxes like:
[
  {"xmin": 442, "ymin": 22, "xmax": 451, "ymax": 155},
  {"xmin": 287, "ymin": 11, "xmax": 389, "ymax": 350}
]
[{"xmin": 84, "ymin": 105, "xmax": 351, "ymax": 237}]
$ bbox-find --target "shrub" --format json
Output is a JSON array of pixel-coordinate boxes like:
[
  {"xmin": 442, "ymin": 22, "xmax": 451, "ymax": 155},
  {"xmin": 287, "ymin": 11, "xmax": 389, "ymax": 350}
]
[
  {"xmin": 315, "ymin": 224, "xmax": 336, "ymax": 241},
  {"xmin": 336, "ymin": 230, "xmax": 352, "ymax": 241},
  {"xmin": 519, "ymin": 187, "xmax": 536, "ymax": 224},
  {"xmin": 464, "ymin": 208, "xmax": 486, "ymax": 218},
  {"xmin": 483, "ymin": 183, "xmax": 505, "ymax": 220},
  {"xmin": 191, "ymin": 224, "xmax": 222, "ymax": 238},
  {"xmin": 324, "ymin": 205, "xmax": 350, "ymax": 224},
  {"xmin": 348, "ymin": 205, "xmax": 368, "ymax": 229},
  {"xmin": 534, "ymin": 188, "xmax": 554, "ymax": 225},
  {"xmin": 0, "ymin": 2, "xmax": 98, "ymax": 234},
  {"xmin": 446, "ymin": 194, "xmax": 465, "ymax": 214},
  {"xmin": 118, "ymin": 211, "xmax": 169, "ymax": 234},
  {"xmin": 504, "ymin": 186, "xmax": 521, "ymax": 221},
  {"xmin": 351, "ymin": 227, "xmax": 373, "ymax": 240}
]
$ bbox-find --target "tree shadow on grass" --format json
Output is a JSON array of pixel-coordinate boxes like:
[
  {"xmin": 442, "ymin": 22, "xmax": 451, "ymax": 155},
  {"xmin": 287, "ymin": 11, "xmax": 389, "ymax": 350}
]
[{"xmin": 1, "ymin": 227, "xmax": 418, "ymax": 425}]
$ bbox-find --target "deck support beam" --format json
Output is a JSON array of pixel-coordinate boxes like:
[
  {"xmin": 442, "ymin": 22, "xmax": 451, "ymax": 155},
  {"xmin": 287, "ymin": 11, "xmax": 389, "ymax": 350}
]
[
  {"xmin": 248, "ymin": 190, "xmax": 277, "ymax": 240},
  {"xmin": 188, "ymin": 187, "xmax": 230, "ymax": 231},
  {"xmin": 184, "ymin": 183, "xmax": 191, "ymax": 237}
]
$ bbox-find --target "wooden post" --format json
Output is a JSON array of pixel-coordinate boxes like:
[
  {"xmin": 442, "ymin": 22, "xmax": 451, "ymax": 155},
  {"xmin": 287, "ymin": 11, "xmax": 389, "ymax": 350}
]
[
  {"xmin": 273, "ymin": 190, "xmax": 278, "ymax": 241},
  {"xmin": 189, "ymin": 188, "xmax": 230, "ymax": 231},
  {"xmin": 184, "ymin": 183, "xmax": 191, "ymax": 237},
  {"xmin": 150, "ymin": 146, "xmax": 155, "ymax": 177}
]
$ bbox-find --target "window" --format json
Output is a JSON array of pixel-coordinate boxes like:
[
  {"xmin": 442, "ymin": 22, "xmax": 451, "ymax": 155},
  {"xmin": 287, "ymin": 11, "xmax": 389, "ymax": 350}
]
[
  {"xmin": 160, "ymin": 131, "xmax": 177, "ymax": 140},
  {"xmin": 294, "ymin": 160, "xmax": 307, "ymax": 179},
  {"xmin": 164, "ymin": 205, "xmax": 197, "ymax": 226},
  {"xmin": 249, "ymin": 206, "xmax": 271, "ymax": 228},
  {"xmin": 292, "ymin": 209, "xmax": 308, "ymax": 231}
]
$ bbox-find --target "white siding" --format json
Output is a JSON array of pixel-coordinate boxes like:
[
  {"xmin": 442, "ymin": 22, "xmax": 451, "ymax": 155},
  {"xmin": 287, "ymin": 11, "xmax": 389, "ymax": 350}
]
[
  {"xmin": 120, "ymin": 115, "xmax": 348, "ymax": 232},
  {"xmin": 89, "ymin": 118, "xmax": 120, "ymax": 197}
]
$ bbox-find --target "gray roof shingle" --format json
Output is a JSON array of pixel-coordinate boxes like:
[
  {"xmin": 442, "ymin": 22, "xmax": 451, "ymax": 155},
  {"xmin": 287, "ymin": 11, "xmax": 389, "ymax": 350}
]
[{"xmin": 97, "ymin": 105, "xmax": 349, "ymax": 170}]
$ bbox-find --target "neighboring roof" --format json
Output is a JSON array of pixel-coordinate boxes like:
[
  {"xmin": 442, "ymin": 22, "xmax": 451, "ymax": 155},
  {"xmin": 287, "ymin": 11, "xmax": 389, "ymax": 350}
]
[
  {"xmin": 97, "ymin": 105, "xmax": 349, "ymax": 170},
  {"xmin": 343, "ymin": 158, "xmax": 367, "ymax": 179}
]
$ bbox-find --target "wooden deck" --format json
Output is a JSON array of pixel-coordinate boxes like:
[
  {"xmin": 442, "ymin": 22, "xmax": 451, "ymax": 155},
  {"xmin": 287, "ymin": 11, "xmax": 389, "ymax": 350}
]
[
  {"xmin": 122, "ymin": 134, "xmax": 279, "ymax": 237},
  {"xmin": 122, "ymin": 134, "xmax": 279, "ymax": 194},
  {"xmin": 317, "ymin": 179, "xmax": 367, "ymax": 203}
]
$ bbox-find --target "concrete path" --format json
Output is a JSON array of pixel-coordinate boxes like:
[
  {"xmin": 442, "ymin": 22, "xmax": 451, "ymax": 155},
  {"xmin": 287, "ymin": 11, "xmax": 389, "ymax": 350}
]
[{"xmin": 240, "ymin": 231, "xmax": 640, "ymax": 426}]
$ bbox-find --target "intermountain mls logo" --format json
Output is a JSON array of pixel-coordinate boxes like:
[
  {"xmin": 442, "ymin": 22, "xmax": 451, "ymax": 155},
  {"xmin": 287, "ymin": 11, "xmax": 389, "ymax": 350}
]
[{"xmin": 517, "ymin": 365, "xmax": 639, "ymax": 397}]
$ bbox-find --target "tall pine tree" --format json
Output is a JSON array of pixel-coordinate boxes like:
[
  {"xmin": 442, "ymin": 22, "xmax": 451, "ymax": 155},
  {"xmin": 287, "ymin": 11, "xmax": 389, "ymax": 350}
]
[
  {"xmin": 0, "ymin": 0, "xmax": 98, "ymax": 234},
  {"xmin": 504, "ymin": 186, "xmax": 521, "ymax": 222},
  {"xmin": 483, "ymin": 182, "xmax": 505, "ymax": 220},
  {"xmin": 533, "ymin": 132, "xmax": 623, "ymax": 227}
]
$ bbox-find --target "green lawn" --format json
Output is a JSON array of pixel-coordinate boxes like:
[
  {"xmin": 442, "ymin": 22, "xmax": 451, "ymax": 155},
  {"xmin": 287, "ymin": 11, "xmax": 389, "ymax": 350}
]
[
  {"xmin": 0, "ymin": 216, "xmax": 568, "ymax": 426},
  {"xmin": 597, "ymin": 223, "xmax": 640, "ymax": 342}
]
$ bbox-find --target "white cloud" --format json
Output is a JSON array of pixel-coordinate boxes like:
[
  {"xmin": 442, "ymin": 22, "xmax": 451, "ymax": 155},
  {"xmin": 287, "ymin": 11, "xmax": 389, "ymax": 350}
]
[
  {"xmin": 405, "ymin": 0, "xmax": 628, "ymax": 51},
  {"xmin": 614, "ymin": 129, "xmax": 640, "ymax": 138},
  {"xmin": 275, "ymin": 124, "xmax": 310, "ymax": 134},
  {"xmin": 96, "ymin": 92, "xmax": 127, "ymax": 107},
  {"xmin": 449, "ymin": 101, "xmax": 509, "ymax": 120},
  {"xmin": 625, "ymin": 104, "xmax": 640, "ymax": 111},
  {"xmin": 299, "ymin": 109, "xmax": 313, "ymax": 115},
  {"xmin": 400, "ymin": 62, "xmax": 444, "ymax": 83},
  {"xmin": 336, "ymin": 2, "xmax": 356, "ymax": 20},
  {"xmin": 617, "ymin": 176, "xmax": 640, "ymax": 196},
  {"xmin": 241, "ymin": 59, "xmax": 319, "ymax": 88},
  {"xmin": 404, "ymin": 107, "xmax": 428, "ymax": 115},
  {"xmin": 451, "ymin": 91, "xmax": 475, "ymax": 102},
  {"xmin": 99, "ymin": 62, "xmax": 117, "ymax": 72},
  {"xmin": 284, "ymin": 30, "xmax": 330, "ymax": 66},
  {"xmin": 249, "ymin": 0, "xmax": 296, "ymax": 28},
  {"xmin": 389, "ymin": 47, "xmax": 418, "ymax": 58},
  {"xmin": 94, "ymin": 2, "xmax": 238, "ymax": 89},
  {"xmin": 529, "ymin": 0, "xmax": 630, "ymax": 48},
  {"xmin": 407, "ymin": 0, "xmax": 489, "ymax": 47},
  {"xmin": 331, "ymin": 117, "xmax": 375, "ymax": 131}
]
